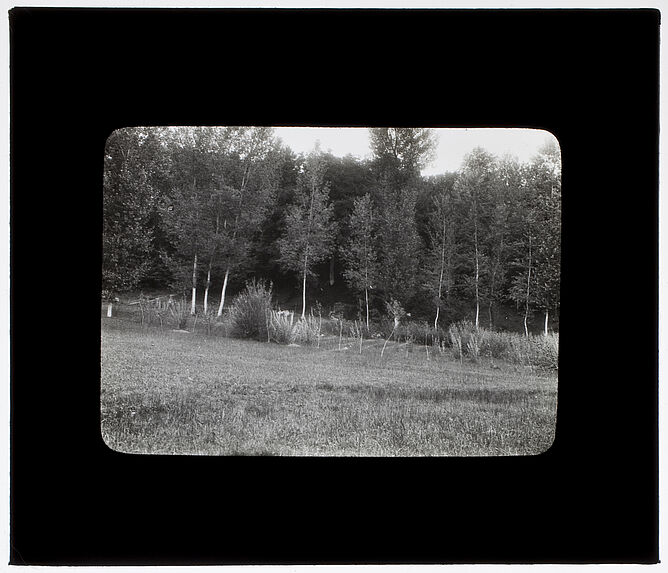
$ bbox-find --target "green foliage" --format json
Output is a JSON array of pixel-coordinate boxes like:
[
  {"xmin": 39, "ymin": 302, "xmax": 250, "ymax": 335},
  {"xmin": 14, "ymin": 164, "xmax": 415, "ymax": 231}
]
[{"xmin": 228, "ymin": 280, "xmax": 273, "ymax": 341}]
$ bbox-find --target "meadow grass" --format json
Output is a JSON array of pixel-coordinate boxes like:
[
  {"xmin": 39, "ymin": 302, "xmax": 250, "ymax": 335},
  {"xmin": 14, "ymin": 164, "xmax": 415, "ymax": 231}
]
[{"xmin": 101, "ymin": 317, "xmax": 557, "ymax": 456}]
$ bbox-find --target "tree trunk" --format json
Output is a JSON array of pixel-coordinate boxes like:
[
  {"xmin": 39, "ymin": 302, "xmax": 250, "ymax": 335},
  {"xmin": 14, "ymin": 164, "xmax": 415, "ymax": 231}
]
[
  {"xmin": 435, "ymin": 216, "xmax": 447, "ymax": 331},
  {"xmin": 203, "ymin": 265, "xmax": 212, "ymax": 314},
  {"xmin": 107, "ymin": 303, "xmax": 113, "ymax": 318},
  {"xmin": 205, "ymin": 213, "xmax": 219, "ymax": 316},
  {"xmin": 474, "ymin": 223, "xmax": 480, "ymax": 330},
  {"xmin": 524, "ymin": 239, "xmax": 532, "ymax": 338},
  {"xmin": 365, "ymin": 287, "xmax": 370, "ymax": 330},
  {"xmin": 216, "ymin": 267, "xmax": 230, "ymax": 317},
  {"xmin": 301, "ymin": 267, "xmax": 307, "ymax": 320},
  {"xmin": 474, "ymin": 288, "xmax": 480, "ymax": 330},
  {"xmin": 329, "ymin": 257, "xmax": 335, "ymax": 286},
  {"xmin": 544, "ymin": 309, "xmax": 549, "ymax": 336},
  {"xmin": 191, "ymin": 253, "xmax": 198, "ymax": 315}
]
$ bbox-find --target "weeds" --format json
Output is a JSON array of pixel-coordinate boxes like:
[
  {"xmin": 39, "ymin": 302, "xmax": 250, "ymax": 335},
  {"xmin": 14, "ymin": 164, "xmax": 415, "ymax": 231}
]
[{"xmin": 228, "ymin": 280, "xmax": 273, "ymax": 341}]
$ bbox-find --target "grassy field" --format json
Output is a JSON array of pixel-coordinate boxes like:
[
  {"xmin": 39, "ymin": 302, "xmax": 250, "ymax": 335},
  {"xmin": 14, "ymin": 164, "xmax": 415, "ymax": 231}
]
[{"xmin": 101, "ymin": 315, "xmax": 558, "ymax": 456}]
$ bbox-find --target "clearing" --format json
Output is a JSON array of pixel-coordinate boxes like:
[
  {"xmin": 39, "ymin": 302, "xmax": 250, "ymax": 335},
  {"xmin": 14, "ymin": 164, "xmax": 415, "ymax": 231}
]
[{"xmin": 101, "ymin": 318, "xmax": 558, "ymax": 456}]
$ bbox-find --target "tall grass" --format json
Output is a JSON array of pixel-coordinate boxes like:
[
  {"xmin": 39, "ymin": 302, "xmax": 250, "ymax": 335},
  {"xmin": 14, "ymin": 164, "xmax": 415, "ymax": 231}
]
[
  {"xmin": 447, "ymin": 320, "xmax": 559, "ymax": 370},
  {"xmin": 115, "ymin": 292, "xmax": 558, "ymax": 371},
  {"xmin": 268, "ymin": 310, "xmax": 322, "ymax": 346},
  {"xmin": 137, "ymin": 294, "xmax": 189, "ymax": 330},
  {"xmin": 228, "ymin": 280, "xmax": 273, "ymax": 341}
]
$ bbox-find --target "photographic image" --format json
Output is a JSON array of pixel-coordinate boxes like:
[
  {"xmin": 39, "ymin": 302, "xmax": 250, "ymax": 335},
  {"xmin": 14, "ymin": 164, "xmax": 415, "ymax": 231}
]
[{"xmin": 101, "ymin": 126, "xmax": 560, "ymax": 456}]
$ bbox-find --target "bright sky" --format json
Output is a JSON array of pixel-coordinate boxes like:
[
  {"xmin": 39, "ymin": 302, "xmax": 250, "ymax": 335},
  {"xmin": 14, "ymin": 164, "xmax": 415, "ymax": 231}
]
[{"xmin": 273, "ymin": 127, "xmax": 559, "ymax": 176}]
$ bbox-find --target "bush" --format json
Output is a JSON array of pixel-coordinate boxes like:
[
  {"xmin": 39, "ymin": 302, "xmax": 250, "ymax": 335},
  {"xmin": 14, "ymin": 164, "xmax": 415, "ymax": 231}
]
[
  {"xmin": 529, "ymin": 332, "xmax": 559, "ymax": 370},
  {"xmin": 445, "ymin": 322, "xmax": 559, "ymax": 370},
  {"xmin": 448, "ymin": 320, "xmax": 477, "ymax": 360},
  {"xmin": 228, "ymin": 280, "xmax": 273, "ymax": 341},
  {"xmin": 480, "ymin": 330, "xmax": 514, "ymax": 359},
  {"xmin": 268, "ymin": 310, "xmax": 296, "ymax": 344},
  {"xmin": 292, "ymin": 315, "xmax": 322, "ymax": 345},
  {"xmin": 482, "ymin": 329, "xmax": 559, "ymax": 370}
]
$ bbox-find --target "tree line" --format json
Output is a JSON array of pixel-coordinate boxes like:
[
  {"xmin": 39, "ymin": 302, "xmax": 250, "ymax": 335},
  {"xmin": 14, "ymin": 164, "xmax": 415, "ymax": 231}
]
[{"xmin": 102, "ymin": 127, "xmax": 561, "ymax": 335}]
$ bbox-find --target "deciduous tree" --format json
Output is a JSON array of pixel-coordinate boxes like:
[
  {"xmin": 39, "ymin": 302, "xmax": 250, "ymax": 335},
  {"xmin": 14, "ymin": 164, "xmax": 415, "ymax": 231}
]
[
  {"xmin": 423, "ymin": 184, "xmax": 457, "ymax": 329},
  {"xmin": 455, "ymin": 147, "xmax": 497, "ymax": 329},
  {"xmin": 278, "ymin": 150, "xmax": 337, "ymax": 319},
  {"xmin": 339, "ymin": 193, "xmax": 378, "ymax": 329},
  {"xmin": 102, "ymin": 127, "xmax": 170, "ymax": 311}
]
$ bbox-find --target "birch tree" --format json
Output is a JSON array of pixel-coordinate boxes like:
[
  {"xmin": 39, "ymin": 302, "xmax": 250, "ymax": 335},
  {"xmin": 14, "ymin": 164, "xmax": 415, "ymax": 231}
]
[
  {"xmin": 423, "ymin": 185, "xmax": 457, "ymax": 330},
  {"xmin": 339, "ymin": 193, "xmax": 378, "ymax": 329},
  {"xmin": 376, "ymin": 187, "xmax": 423, "ymax": 307},
  {"xmin": 215, "ymin": 127, "xmax": 278, "ymax": 317},
  {"xmin": 507, "ymin": 162, "xmax": 539, "ymax": 337},
  {"xmin": 278, "ymin": 150, "xmax": 337, "ymax": 320},
  {"xmin": 528, "ymin": 141, "xmax": 561, "ymax": 335},
  {"xmin": 165, "ymin": 128, "xmax": 208, "ymax": 313},
  {"xmin": 455, "ymin": 148, "xmax": 496, "ymax": 329},
  {"xmin": 483, "ymin": 155, "xmax": 518, "ymax": 328}
]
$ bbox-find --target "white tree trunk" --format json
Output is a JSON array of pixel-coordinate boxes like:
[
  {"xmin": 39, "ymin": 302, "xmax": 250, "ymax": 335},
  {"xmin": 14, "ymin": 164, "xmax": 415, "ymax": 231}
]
[
  {"xmin": 191, "ymin": 253, "xmax": 198, "ymax": 315},
  {"xmin": 365, "ymin": 287, "xmax": 370, "ymax": 330},
  {"xmin": 216, "ymin": 267, "xmax": 230, "ymax": 317},
  {"xmin": 301, "ymin": 268, "xmax": 307, "ymax": 320},
  {"xmin": 203, "ymin": 266, "xmax": 212, "ymax": 314},
  {"xmin": 524, "ymin": 237, "xmax": 532, "ymax": 338},
  {"xmin": 107, "ymin": 303, "xmax": 113, "ymax": 318},
  {"xmin": 435, "ymin": 217, "xmax": 447, "ymax": 331},
  {"xmin": 544, "ymin": 309, "xmax": 549, "ymax": 336},
  {"xmin": 474, "ymin": 223, "xmax": 480, "ymax": 330}
]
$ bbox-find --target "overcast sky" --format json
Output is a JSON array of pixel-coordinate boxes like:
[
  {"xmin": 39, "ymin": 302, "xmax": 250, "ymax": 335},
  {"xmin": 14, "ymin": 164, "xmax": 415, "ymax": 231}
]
[{"xmin": 273, "ymin": 127, "xmax": 559, "ymax": 176}]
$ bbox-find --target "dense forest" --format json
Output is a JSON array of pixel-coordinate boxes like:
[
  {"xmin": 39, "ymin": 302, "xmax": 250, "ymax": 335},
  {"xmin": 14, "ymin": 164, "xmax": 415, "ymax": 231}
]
[{"xmin": 102, "ymin": 127, "xmax": 561, "ymax": 335}]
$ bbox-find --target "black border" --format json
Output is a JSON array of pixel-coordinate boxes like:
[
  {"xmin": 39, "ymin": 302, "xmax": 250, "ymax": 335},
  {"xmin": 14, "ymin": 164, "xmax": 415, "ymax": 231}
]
[{"xmin": 10, "ymin": 8, "xmax": 659, "ymax": 565}]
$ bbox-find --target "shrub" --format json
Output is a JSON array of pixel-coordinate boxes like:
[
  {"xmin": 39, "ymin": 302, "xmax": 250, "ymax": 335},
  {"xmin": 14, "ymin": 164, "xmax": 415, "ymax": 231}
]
[
  {"xmin": 529, "ymin": 332, "xmax": 559, "ymax": 370},
  {"xmin": 320, "ymin": 316, "xmax": 342, "ymax": 336},
  {"xmin": 480, "ymin": 330, "xmax": 514, "ymax": 359},
  {"xmin": 484, "ymin": 330, "xmax": 559, "ymax": 370},
  {"xmin": 167, "ymin": 295, "xmax": 189, "ymax": 330},
  {"xmin": 267, "ymin": 310, "xmax": 323, "ymax": 346},
  {"xmin": 268, "ymin": 310, "xmax": 296, "ymax": 344},
  {"xmin": 466, "ymin": 328, "xmax": 484, "ymax": 360},
  {"xmin": 448, "ymin": 320, "xmax": 476, "ymax": 360},
  {"xmin": 291, "ymin": 315, "xmax": 322, "ymax": 345},
  {"xmin": 228, "ymin": 280, "xmax": 273, "ymax": 341}
]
